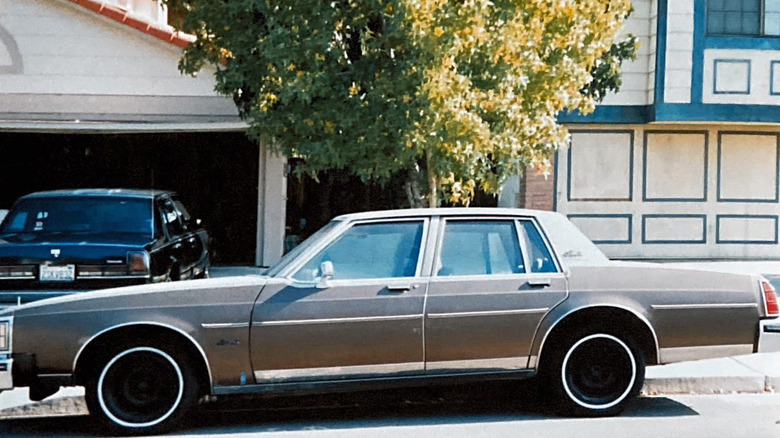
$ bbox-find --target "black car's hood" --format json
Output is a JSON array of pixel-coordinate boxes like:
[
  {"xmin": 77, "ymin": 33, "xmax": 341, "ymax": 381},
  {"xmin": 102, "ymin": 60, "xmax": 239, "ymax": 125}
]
[{"xmin": 0, "ymin": 232, "xmax": 154, "ymax": 264}]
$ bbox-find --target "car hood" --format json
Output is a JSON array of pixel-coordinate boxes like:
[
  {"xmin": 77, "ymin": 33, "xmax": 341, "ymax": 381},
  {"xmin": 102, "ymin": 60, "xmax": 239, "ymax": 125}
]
[{"xmin": 0, "ymin": 275, "xmax": 269, "ymax": 318}]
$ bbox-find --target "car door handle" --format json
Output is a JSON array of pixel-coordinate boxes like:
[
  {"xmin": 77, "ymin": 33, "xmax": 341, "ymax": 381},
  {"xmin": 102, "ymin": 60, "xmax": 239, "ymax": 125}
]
[
  {"xmin": 528, "ymin": 278, "xmax": 552, "ymax": 287},
  {"xmin": 387, "ymin": 285, "xmax": 413, "ymax": 293}
]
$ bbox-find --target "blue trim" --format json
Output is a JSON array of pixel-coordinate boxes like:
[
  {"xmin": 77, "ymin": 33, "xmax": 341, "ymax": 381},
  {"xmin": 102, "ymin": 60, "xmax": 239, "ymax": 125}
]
[
  {"xmin": 655, "ymin": 0, "xmax": 668, "ymax": 107},
  {"xmin": 716, "ymin": 215, "xmax": 780, "ymax": 244},
  {"xmin": 771, "ymin": 61, "xmax": 780, "ymax": 96},
  {"xmin": 566, "ymin": 130, "xmax": 634, "ymax": 202},
  {"xmin": 655, "ymin": 103, "xmax": 780, "ymax": 122},
  {"xmin": 641, "ymin": 214, "xmax": 707, "ymax": 244},
  {"xmin": 716, "ymin": 132, "xmax": 780, "ymax": 203},
  {"xmin": 642, "ymin": 131, "xmax": 709, "ymax": 202},
  {"xmin": 567, "ymin": 214, "xmax": 633, "ymax": 244},
  {"xmin": 712, "ymin": 59, "xmax": 751, "ymax": 95},
  {"xmin": 705, "ymin": 36, "xmax": 780, "ymax": 51},
  {"xmin": 691, "ymin": 0, "xmax": 706, "ymax": 104},
  {"xmin": 558, "ymin": 105, "xmax": 654, "ymax": 124}
]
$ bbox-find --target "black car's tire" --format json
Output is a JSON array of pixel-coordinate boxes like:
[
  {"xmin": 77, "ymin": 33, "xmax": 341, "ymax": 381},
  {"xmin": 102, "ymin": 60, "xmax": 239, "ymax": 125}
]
[
  {"xmin": 84, "ymin": 343, "xmax": 200, "ymax": 435},
  {"xmin": 544, "ymin": 329, "xmax": 645, "ymax": 417}
]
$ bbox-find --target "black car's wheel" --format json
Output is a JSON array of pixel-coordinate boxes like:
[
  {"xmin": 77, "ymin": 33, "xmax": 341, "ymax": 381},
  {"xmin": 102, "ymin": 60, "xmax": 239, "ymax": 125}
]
[
  {"xmin": 545, "ymin": 330, "xmax": 645, "ymax": 417},
  {"xmin": 85, "ymin": 344, "xmax": 200, "ymax": 435}
]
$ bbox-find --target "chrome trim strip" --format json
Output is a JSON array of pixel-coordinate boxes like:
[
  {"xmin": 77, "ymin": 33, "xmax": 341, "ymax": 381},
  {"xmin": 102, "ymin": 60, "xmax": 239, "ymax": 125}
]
[
  {"xmin": 77, "ymin": 275, "xmax": 149, "ymax": 280},
  {"xmin": 651, "ymin": 303, "xmax": 758, "ymax": 310},
  {"xmin": 253, "ymin": 314, "xmax": 420, "ymax": 327},
  {"xmin": 426, "ymin": 356, "xmax": 529, "ymax": 372},
  {"xmin": 659, "ymin": 344, "xmax": 753, "ymax": 364},
  {"xmin": 427, "ymin": 308, "xmax": 548, "ymax": 319},
  {"xmin": 72, "ymin": 321, "xmax": 213, "ymax": 391},
  {"xmin": 0, "ymin": 277, "xmax": 35, "ymax": 280},
  {"xmin": 534, "ymin": 304, "xmax": 660, "ymax": 368},
  {"xmin": 201, "ymin": 322, "xmax": 250, "ymax": 329},
  {"xmin": 254, "ymin": 362, "xmax": 422, "ymax": 383},
  {"xmin": 37, "ymin": 373, "xmax": 72, "ymax": 379}
]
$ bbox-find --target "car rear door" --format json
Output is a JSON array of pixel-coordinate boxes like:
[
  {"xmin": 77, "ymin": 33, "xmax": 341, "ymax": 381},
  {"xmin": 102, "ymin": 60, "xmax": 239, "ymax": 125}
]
[
  {"xmin": 424, "ymin": 217, "xmax": 568, "ymax": 373},
  {"xmin": 250, "ymin": 219, "xmax": 429, "ymax": 383}
]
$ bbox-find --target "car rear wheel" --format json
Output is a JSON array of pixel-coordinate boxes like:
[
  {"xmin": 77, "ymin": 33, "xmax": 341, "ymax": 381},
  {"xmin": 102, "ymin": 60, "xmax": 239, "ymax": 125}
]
[
  {"xmin": 85, "ymin": 344, "xmax": 199, "ymax": 435},
  {"xmin": 545, "ymin": 330, "xmax": 645, "ymax": 417}
]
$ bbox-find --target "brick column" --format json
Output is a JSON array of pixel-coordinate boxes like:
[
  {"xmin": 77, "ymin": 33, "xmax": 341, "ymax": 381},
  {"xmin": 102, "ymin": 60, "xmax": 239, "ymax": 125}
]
[{"xmin": 520, "ymin": 155, "xmax": 556, "ymax": 211}]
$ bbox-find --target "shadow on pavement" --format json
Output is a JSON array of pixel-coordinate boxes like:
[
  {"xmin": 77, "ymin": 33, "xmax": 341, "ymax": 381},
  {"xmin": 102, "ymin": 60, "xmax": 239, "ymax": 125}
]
[{"xmin": 0, "ymin": 381, "xmax": 698, "ymax": 437}]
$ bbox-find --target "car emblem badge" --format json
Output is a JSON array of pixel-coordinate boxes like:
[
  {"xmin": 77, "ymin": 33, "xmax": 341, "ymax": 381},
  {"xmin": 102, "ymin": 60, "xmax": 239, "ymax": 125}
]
[{"xmin": 51, "ymin": 249, "xmax": 61, "ymax": 258}]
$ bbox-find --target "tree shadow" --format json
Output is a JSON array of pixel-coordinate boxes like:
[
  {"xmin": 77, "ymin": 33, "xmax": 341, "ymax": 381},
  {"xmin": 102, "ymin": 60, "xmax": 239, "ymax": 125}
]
[{"xmin": 0, "ymin": 381, "xmax": 698, "ymax": 437}]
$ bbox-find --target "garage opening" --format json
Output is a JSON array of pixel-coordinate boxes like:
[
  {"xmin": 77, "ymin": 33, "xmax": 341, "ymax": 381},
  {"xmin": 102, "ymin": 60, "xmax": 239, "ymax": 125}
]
[{"xmin": 0, "ymin": 132, "xmax": 259, "ymax": 264}]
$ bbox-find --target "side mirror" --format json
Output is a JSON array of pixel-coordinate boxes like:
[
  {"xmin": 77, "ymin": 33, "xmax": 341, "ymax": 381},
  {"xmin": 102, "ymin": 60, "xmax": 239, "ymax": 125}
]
[{"xmin": 318, "ymin": 261, "xmax": 334, "ymax": 288}]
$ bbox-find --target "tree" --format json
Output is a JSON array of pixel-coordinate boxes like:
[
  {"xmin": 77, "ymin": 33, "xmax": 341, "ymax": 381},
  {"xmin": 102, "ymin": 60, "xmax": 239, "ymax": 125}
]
[{"xmin": 164, "ymin": 0, "xmax": 635, "ymax": 206}]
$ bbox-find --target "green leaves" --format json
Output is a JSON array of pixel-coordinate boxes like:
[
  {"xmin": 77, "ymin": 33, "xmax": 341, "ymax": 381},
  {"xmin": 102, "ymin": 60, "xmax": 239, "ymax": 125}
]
[{"xmin": 164, "ymin": 0, "xmax": 634, "ymax": 206}]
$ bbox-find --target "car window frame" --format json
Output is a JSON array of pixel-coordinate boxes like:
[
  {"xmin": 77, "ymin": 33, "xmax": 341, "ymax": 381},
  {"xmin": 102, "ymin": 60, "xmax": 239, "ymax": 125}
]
[
  {"xmin": 515, "ymin": 218, "xmax": 562, "ymax": 274},
  {"xmin": 432, "ymin": 216, "xmax": 562, "ymax": 279},
  {"xmin": 283, "ymin": 218, "xmax": 430, "ymax": 285}
]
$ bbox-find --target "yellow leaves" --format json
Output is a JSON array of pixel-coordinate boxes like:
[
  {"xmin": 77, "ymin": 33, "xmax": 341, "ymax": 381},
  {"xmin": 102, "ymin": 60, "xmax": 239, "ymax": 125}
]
[
  {"xmin": 324, "ymin": 121, "xmax": 335, "ymax": 134},
  {"xmin": 287, "ymin": 62, "xmax": 297, "ymax": 71},
  {"xmin": 304, "ymin": 119, "xmax": 314, "ymax": 127},
  {"xmin": 349, "ymin": 82, "xmax": 360, "ymax": 97},
  {"xmin": 315, "ymin": 53, "xmax": 326, "ymax": 62},
  {"xmin": 434, "ymin": 27, "xmax": 444, "ymax": 38},
  {"xmin": 296, "ymin": 71, "xmax": 305, "ymax": 78}
]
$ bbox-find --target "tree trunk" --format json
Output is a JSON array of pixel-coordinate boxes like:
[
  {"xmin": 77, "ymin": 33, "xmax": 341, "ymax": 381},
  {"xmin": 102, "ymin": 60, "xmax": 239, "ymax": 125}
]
[{"xmin": 426, "ymin": 149, "xmax": 438, "ymax": 208}]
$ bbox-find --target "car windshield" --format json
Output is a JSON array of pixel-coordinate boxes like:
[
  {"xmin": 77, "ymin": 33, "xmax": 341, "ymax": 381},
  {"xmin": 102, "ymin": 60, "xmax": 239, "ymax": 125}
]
[
  {"xmin": 265, "ymin": 220, "xmax": 343, "ymax": 277},
  {"xmin": 0, "ymin": 197, "xmax": 154, "ymax": 236}
]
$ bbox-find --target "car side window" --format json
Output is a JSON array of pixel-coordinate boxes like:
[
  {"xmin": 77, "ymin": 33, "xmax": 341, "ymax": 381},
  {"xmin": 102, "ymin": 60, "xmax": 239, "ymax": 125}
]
[
  {"xmin": 437, "ymin": 220, "xmax": 525, "ymax": 276},
  {"xmin": 291, "ymin": 221, "xmax": 424, "ymax": 281},
  {"xmin": 160, "ymin": 199, "xmax": 184, "ymax": 237},
  {"xmin": 518, "ymin": 220, "xmax": 557, "ymax": 273}
]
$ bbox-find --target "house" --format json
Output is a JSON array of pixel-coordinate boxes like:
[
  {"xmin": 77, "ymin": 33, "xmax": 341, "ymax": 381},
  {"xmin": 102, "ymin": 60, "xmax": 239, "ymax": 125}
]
[
  {"xmin": 503, "ymin": 0, "xmax": 780, "ymax": 261},
  {"xmin": 0, "ymin": 0, "xmax": 286, "ymax": 266}
]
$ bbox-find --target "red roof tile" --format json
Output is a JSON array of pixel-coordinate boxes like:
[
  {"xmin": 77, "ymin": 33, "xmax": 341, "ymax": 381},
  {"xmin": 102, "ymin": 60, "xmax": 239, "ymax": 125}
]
[{"xmin": 67, "ymin": 0, "xmax": 195, "ymax": 48}]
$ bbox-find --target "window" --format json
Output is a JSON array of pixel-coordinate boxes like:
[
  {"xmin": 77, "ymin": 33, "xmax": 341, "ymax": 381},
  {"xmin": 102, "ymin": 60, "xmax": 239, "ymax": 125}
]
[
  {"xmin": 707, "ymin": 0, "xmax": 780, "ymax": 36},
  {"xmin": 437, "ymin": 221, "xmax": 525, "ymax": 276},
  {"xmin": 292, "ymin": 221, "xmax": 424, "ymax": 281},
  {"xmin": 518, "ymin": 220, "xmax": 558, "ymax": 273}
]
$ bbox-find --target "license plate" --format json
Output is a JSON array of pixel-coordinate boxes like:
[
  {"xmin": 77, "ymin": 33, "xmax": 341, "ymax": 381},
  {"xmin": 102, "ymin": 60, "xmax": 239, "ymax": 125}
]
[{"xmin": 39, "ymin": 264, "xmax": 75, "ymax": 282}]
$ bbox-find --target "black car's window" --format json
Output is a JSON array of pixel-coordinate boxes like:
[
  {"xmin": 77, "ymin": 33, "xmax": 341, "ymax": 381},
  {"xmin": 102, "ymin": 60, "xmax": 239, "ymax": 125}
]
[
  {"xmin": 292, "ymin": 221, "xmax": 424, "ymax": 281},
  {"xmin": 437, "ymin": 220, "xmax": 525, "ymax": 276},
  {"xmin": 518, "ymin": 220, "xmax": 558, "ymax": 273},
  {"xmin": 160, "ymin": 199, "xmax": 184, "ymax": 237},
  {"xmin": 172, "ymin": 198, "xmax": 192, "ymax": 228},
  {"xmin": 0, "ymin": 197, "xmax": 153, "ymax": 235}
]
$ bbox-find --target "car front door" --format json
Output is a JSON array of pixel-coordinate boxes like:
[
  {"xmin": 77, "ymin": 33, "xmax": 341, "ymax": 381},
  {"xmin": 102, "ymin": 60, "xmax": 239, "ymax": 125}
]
[
  {"xmin": 424, "ymin": 218, "xmax": 568, "ymax": 373},
  {"xmin": 250, "ymin": 219, "xmax": 428, "ymax": 383}
]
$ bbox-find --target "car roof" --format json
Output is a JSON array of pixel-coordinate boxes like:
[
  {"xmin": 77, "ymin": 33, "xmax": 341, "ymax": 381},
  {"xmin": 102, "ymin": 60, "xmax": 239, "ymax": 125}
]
[
  {"xmin": 18, "ymin": 189, "xmax": 173, "ymax": 200},
  {"xmin": 333, "ymin": 207, "xmax": 557, "ymax": 221}
]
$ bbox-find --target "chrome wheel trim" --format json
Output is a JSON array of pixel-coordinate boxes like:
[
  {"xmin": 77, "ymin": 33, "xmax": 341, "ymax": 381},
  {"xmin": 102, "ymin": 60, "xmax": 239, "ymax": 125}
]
[
  {"xmin": 561, "ymin": 333, "xmax": 636, "ymax": 410},
  {"xmin": 97, "ymin": 347, "xmax": 184, "ymax": 429}
]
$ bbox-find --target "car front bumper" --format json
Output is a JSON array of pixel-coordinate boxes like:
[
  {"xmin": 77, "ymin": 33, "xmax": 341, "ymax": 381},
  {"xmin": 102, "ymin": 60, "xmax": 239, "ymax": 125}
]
[{"xmin": 758, "ymin": 319, "xmax": 780, "ymax": 353}]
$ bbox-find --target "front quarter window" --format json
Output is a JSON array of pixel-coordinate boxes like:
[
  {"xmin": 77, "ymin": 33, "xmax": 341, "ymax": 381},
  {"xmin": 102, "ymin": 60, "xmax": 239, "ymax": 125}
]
[{"xmin": 291, "ymin": 221, "xmax": 424, "ymax": 282}]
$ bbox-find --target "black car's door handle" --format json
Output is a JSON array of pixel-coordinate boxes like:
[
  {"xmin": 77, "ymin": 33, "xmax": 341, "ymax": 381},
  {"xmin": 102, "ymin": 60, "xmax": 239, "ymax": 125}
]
[
  {"xmin": 387, "ymin": 285, "xmax": 412, "ymax": 293},
  {"xmin": 528, "ymin": 278, "xmax": 552, "ymax": 287}
]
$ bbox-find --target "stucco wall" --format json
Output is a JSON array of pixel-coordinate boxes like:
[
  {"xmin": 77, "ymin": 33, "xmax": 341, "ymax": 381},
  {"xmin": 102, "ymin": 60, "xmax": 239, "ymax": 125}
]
[
  {"xmin": 0, "ymin": 0, "xmax": 238, "ymax": 124},
  {"xmin": 556, "ymin": 125, "xmax": 780, "ymax": 260}
]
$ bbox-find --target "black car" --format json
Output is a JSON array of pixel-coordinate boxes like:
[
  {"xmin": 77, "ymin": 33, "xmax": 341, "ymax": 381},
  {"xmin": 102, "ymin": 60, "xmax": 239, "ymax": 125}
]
[{"xmin": 0, "ymin": 189, "xmax": 210, "ymax": 305}]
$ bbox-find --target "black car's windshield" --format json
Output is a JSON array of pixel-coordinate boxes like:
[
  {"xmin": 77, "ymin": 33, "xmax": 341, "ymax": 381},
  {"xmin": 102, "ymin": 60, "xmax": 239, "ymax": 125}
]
[{"xmin": 0, "ymin": 197, "xmax": 154, "ymax": 236}]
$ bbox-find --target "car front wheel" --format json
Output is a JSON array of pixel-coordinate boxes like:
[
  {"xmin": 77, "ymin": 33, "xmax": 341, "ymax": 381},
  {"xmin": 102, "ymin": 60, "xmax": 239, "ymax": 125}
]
[
  {"xmin": 85, "ymin": 344, "xmax": 199, "ymax": 435},
  {"xmin": 546, "ymin": 331, "xmax": 645, "ymax": 417}
]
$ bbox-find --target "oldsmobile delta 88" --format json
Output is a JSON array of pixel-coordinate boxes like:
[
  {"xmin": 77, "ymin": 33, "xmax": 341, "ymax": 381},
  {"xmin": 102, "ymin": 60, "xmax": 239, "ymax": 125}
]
[{"xmin": 0, "ymin": 208, "xmax": 778, "ymax": 434}]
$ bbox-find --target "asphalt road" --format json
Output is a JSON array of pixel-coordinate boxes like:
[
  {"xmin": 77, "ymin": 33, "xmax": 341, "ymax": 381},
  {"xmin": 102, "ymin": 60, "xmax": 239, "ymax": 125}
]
[{"xmin": 0, "ymin": 382, "xmax": 778, "ymax": 438}]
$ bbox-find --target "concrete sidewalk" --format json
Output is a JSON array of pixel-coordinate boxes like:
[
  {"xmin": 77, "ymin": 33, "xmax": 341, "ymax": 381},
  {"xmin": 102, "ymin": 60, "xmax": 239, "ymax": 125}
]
[{"xmin": 1, "ymin": 352, "xmax": 778, "ymax": 418}]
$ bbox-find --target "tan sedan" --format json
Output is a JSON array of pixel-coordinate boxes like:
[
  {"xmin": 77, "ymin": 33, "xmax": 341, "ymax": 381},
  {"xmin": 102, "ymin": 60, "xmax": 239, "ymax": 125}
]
[{"xmin": 0, "ymin": 208, "xmax": 778, "ymax": 434}]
